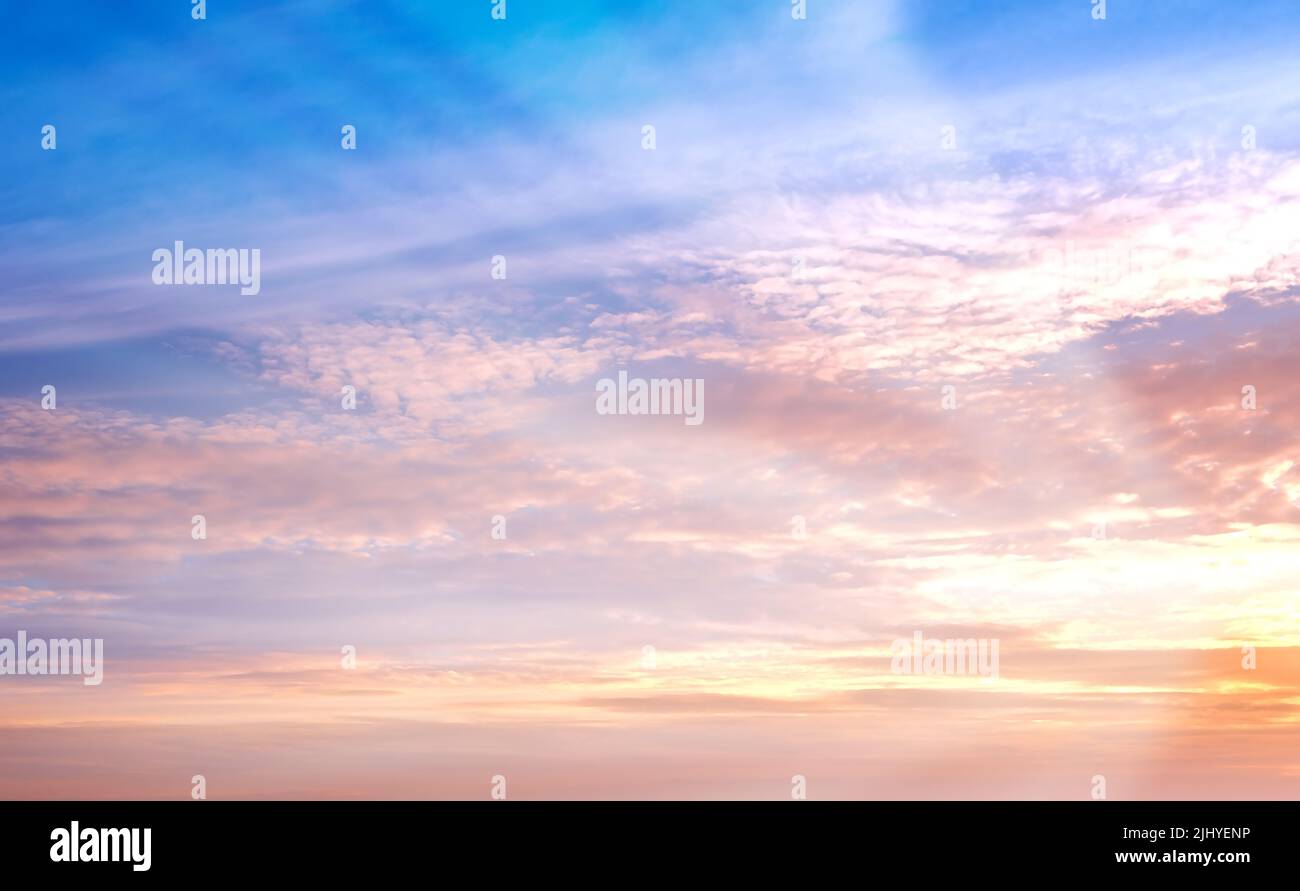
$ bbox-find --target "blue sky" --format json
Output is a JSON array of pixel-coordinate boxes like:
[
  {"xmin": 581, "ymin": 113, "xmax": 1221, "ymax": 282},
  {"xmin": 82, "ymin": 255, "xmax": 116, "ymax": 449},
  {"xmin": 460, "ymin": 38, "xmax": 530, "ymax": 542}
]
[
  {"xmin": 5, "ymin": 1, "xmax": 1299, "ymax": 316},
  {"xmin": 2, "ymin": 0, "xmax": 1298, "ymax": 407}
]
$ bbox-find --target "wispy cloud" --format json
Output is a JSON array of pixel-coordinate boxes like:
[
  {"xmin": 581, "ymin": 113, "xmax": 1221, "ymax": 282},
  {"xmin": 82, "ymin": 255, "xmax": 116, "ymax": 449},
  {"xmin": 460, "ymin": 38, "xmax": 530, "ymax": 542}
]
[{"xmin": 2, "ymin": 0, "xmax": 1298, "ymax": 798}]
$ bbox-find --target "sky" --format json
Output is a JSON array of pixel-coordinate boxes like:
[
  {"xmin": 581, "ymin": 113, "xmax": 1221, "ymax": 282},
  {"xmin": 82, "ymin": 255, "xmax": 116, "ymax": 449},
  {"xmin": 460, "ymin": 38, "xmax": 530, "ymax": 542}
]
[{"xmin": 1, "ymin": 0, "xmax": 1299, "ymax": 799}]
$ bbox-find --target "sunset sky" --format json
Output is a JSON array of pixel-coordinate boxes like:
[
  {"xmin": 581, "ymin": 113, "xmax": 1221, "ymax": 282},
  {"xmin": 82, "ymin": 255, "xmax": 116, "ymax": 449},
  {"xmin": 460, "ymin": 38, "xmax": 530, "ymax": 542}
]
[{"xmin": 1, "ymin": 0, "xmax": 1298, "ymax": 799}]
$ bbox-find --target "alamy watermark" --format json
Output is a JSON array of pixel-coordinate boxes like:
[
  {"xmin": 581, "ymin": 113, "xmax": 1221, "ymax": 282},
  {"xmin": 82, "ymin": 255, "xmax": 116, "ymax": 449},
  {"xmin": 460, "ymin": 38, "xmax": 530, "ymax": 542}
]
[
  {"xmin": 1041, "ymin": 241, "xmax": 1157, "ymax": 296},
  {"xmin": 152, "ymin": 241, "xmax": 261, "ymax": 295},
  {"xmin": 595, "ymin": 370, "xmax": 704, "ymax": 426},
  {"xmin": 0, "ymin": 631, "xmax": 103, "ymax": 686},
  {"xmin": 890, "ymin": 631, "xmax": 999, "ymax": 680},
  {"xmin": 50, "ymin": 822, "xmax": 150, "ymax": 871}
]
